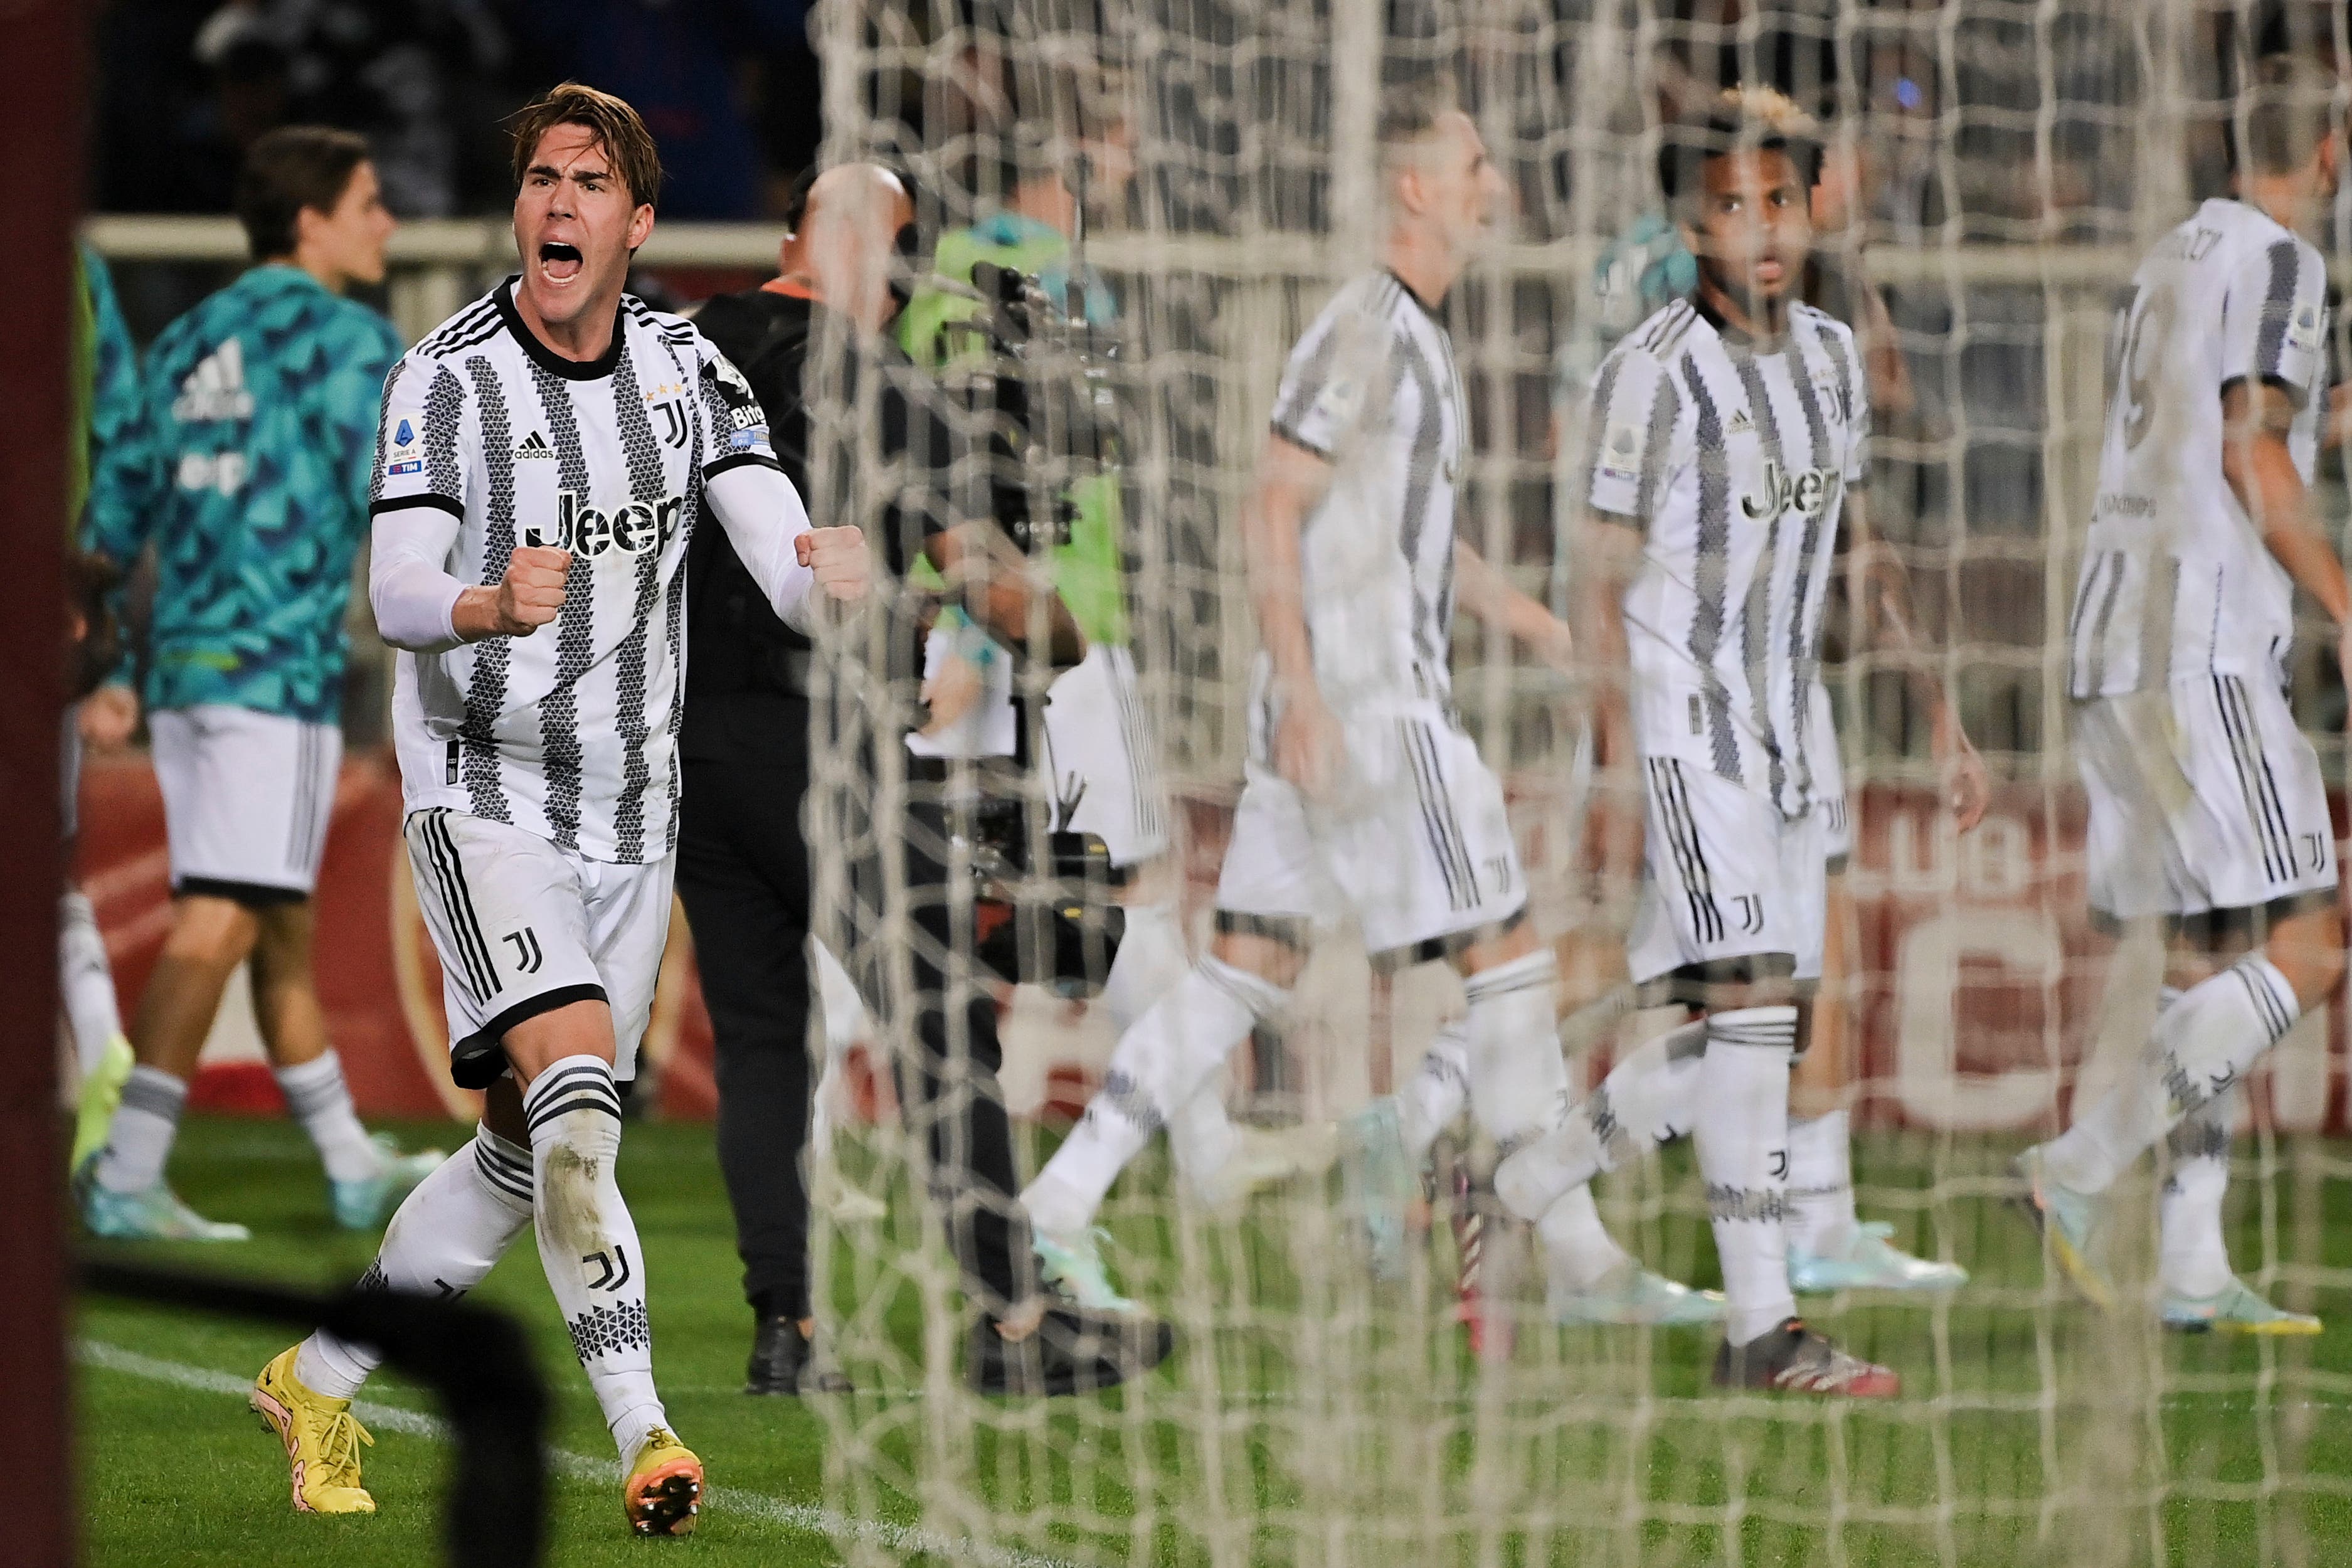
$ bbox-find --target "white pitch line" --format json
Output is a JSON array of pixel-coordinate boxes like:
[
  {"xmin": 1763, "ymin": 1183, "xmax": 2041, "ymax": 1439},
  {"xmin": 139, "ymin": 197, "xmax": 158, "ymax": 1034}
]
[{"xmin": 77, "ymin": 1340, "xmax": 1082, "ymax": 1568}]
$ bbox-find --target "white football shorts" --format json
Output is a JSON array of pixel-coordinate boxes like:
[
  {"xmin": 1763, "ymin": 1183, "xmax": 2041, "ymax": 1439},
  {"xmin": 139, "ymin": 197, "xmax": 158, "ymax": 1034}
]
[
  {"xmin": 1216, "ymin": 681, "xmax": 1526, "ymax": 962},
  {"xmin": 405, "ymin": 808, "xmax": 676, "ymax": 1086},
  {"xmin": 1039, "ymin": 644, "xmax": 1170, "ymax": 870},
  {"xmin": 1626, "ymin": 755, "xmax": 1829, "ymax": 988},
  {"xmin": 1808, "ymin": 682, "xmax": 1853, "ymax": 871},
  {"xmin": 150, "ymin": 703, "xmax": 341, "ymax": 902},
  {"xmin": 2077, "ymin": 674, "xmax": 2339, "ymax": 923}
]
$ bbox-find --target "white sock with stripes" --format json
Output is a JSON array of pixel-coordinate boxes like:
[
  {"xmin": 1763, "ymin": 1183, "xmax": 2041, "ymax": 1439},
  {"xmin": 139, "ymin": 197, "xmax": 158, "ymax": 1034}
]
[
  {"xmin": 526, "ymin": 1057, "xmax": 667, "ymax": 1463},
  {"xmin": 2045, "ymin": 955, "xmax": 2295, "ymax": 1197},
  {"xmin": 2159, "ymin": 1087, "xmax": 2237, "ymax": 1299},
  {"xmin": 1024, "ymin": 956, "xmax": 1286, "ymax": 1239},
  {"xmin": 95, "ymin": 1066, "xmax": 188, "ymax": 1194},
  {"xmin": 1785, "ymin": 1109, "xmax": 1859, "ymax": 1261},
  {"xmin": 1496, "ymin": 1019, "xmax": 1704, "ymax": 1221},
  {"xmin": 1460, "ymin": 951, "xmax": 1569, "ymax": 1152},
  {"xmin": 275, "ymin": 1050, "xmax": 382, "ymax": 1184},
  {"xmin": 1103, "ymin": 902, "xmax": 1242, "ymax": 1198},
  {"xmin": 294, "ymin": 1126, "xmax": 535, "ymax": 1399},
  {"xmin": 1694, "ymin": 1006, "xmax": 1799, "ymax": 1348},
  {"xmin": 1397, "ymin": 1021, "xmax": 1471, "ymax": 1165},
  {"xmin": 60, "ymin": 887, "xmax": 123, "ymax": 1081}
]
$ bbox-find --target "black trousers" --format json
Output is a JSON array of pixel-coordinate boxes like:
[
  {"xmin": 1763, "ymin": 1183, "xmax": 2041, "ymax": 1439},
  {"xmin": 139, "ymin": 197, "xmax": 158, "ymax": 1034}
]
[
  {"xmin": 844, "ymin": 784, "xmax": 1034, "ymax": 1318},
  {"xmin": 675, "ymin": 723, "xmax": 818, "ymax": 1323}
]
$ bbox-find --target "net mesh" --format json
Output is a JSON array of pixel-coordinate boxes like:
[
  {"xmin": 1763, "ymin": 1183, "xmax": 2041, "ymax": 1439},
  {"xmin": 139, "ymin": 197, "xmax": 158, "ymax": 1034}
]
[{"xmin": 802, "ymin": 3, "xmax": 2352, "ymax": 1564}]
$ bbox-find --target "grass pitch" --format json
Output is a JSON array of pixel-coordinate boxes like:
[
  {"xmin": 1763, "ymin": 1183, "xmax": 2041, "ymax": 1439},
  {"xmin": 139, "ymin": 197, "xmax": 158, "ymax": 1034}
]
[{"xmin": 75, "ymin": 1114, "xmax": 2352, "ymax": 1567}]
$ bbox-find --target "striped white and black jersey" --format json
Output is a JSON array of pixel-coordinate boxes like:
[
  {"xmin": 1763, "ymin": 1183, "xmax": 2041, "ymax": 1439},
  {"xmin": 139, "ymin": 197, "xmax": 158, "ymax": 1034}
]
[
  {"xmin": 2067, "ymin": 198, "xmax": 2330, "ymax": 699},
  {"xmin": 1268, "ymin": 269, "xmax": 1468, "ymax": 711},
  {"xmin": 371, "ymin": 280, "xmax": 799, "ymax": 864},
  {"xmin": 1586, "ymin": 297, "xmax": 1869, "ymax": 820}
]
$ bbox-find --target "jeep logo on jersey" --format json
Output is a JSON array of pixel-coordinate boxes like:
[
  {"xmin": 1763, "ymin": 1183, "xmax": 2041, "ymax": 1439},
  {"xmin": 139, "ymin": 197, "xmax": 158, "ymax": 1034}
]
[
  {"xmin": 526, "ymin": 492, "xmax": 684, "ymax": 558},
  {"xmin": 1739, "ymin": 459, "xmax": 1839, "ymax": 522}
]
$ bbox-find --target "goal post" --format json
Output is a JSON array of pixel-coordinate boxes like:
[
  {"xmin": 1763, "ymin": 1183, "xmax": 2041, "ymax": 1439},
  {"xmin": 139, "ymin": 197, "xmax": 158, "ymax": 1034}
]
[{"xmin": 804, "ymin": 4, "xmax": 2352, "ymax": 1565}]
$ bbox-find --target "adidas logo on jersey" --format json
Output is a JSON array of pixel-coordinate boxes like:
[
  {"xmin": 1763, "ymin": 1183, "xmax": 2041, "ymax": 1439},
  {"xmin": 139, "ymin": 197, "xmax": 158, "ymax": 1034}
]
[
  {"xmin": 523, "ymin": 490, "xmax": 684, "ymax": 559},
  {"xmin": 172, "ymin": 339, "xmax": 255, "ymax": 424},
  {"xmin": 1726, "ymin": 408, "xmax": 1754, "ymax": 437},
  {"xmin": 514, "ymin": 432, "xmax": 554, "ymax": 460}
]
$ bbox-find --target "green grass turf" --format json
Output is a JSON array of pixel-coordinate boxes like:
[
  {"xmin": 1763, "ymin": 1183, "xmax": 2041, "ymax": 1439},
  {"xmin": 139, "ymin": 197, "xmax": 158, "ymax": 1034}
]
[{"xmin": 75, "ymin": 1114, "xmax": 2352, "ymax": 1567}]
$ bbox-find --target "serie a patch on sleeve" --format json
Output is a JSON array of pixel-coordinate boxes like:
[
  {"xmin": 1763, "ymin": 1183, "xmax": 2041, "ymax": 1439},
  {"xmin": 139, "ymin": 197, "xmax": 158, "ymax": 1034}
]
[{"xmin": 1597, "ymin": 418, "xmax": 1646, "ymax": 483}]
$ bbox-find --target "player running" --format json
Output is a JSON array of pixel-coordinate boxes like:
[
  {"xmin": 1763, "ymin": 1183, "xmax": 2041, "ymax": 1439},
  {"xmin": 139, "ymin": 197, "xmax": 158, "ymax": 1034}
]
[
  {"xmin": 78, "ymin": 126, "xmax": 439, "ymax": 1239},
  {"xmin": 2018, "ymin": 57, "xmax": 2341, "ymax": 1334},
  {"xmin": 1018, "ymin": 82, "xmax": 1664, "ymax": 1317},
  {"xmin": 1500, "ymin": 90, "xmax": 1986, "ymax": 1397},
  {"xmin": 250, "ymin": 84, "xmax": 869, "ymax": 1532}
]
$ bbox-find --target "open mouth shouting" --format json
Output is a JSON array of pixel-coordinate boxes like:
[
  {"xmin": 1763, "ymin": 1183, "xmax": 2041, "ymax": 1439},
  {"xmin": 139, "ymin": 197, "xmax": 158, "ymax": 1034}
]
[{"xmin": 538, "ymin": 240, "xmax": 585, "ymax": 283}]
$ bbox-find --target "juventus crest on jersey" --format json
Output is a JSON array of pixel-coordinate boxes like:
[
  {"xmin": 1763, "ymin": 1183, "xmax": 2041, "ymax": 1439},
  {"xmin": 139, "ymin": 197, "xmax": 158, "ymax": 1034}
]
[
  {"xmin": 371, "ymin": 282, "xmax": 782, "ymax": 864},
  {"xmin": 1586, "ymin": 297, "xmax": 1870, "ymax": 820},
  {"xmin": 1268, "ymin": 270, "xmax": 1468, "ymax": 709},
  {"xmin": 2068, "ymin": 198, "xmax": 2331, "ymax": 699}
]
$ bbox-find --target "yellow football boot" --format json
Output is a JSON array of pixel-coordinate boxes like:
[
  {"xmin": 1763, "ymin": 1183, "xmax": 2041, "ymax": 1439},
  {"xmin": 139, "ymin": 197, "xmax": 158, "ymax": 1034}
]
[
  {"xmin": 622, "ymin": 1428, "xmax": 703, "ymax": 1536},
  {"xmin": 70, "ymin": 1032, "xmax": 134, "ymax": 1173},
  {"xmin": 251, "ymin": 1346, "xmax": 376, "ymax": 1515}
]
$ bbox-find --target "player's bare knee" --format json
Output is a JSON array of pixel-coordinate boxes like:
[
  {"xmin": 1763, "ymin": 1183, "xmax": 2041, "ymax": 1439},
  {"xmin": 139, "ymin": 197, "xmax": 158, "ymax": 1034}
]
[
  {"xmin": 503, "ymin": 1000, "xmax": 620, "ymax": 1084},
  {"xmin": 162, "ymin": 896, "xmax": 260, "ymax": 970},
  {"xmin": 1209, "ymin": 928, "xmax": 1305, "ymax": 990},
  {"xmin": 2269, "ymin": 927, "xmax": 2344, "ymax": 1012}
]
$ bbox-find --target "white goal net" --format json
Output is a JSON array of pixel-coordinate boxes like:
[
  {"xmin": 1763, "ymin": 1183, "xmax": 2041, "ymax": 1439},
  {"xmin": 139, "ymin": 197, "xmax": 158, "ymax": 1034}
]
[{"xmin": 803, "ymin": 3, "xmax": 2352, "ymax": 1565}]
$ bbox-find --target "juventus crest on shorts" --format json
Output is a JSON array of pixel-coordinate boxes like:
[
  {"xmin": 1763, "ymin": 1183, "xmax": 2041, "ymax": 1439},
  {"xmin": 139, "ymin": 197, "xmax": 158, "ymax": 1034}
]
[{"xmin": 371, "ymin": 281, "xmax": 783, "ymax": 864}]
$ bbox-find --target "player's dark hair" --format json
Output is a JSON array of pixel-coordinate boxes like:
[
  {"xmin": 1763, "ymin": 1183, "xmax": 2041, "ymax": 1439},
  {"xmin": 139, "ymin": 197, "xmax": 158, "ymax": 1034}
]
[
  {"xmin": 2233, "ymin": 55, "xmax": 2343, "ymax": 179},
  {"xmin": 1658, "ymin": 87, "xmax": 1824, "ymax": 213},
  {"xmin": 507, "ymin": 82, "xmax": 665, "ymax": 211},
  {"xmin": 234, "ymin": 125, "xmax": 373, "ymax": 262}
]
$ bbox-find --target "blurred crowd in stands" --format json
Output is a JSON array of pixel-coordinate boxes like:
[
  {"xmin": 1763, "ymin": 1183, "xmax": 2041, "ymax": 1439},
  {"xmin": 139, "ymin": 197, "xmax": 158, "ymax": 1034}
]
[{"xmin": 90, "ymin": 0, "xmax": 824, "ymax": 221}]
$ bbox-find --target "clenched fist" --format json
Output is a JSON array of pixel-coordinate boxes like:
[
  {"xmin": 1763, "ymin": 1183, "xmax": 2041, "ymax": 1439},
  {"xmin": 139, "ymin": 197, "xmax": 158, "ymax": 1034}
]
[
  {"xmin": 496, "ymin": 546, "xmax": 571, "ymax": 634},
  {"xmin": 795, "ymin": 526, "xmax": 870, "ymax": 602}
]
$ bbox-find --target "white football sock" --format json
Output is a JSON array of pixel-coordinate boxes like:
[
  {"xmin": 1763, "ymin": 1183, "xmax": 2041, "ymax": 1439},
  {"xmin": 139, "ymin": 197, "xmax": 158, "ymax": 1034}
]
[
  {"xmin": 1494, "ymin": 1019, "xmax": 1703, "ymax": 1223},
  {"xmin": 1694, "ymin": 1006, "xmax": 1799, "ymax": 1347},
  {"xmin": 275, "ymin": 1050, "xmax": 382, "ymax": 1184},
  {"xmin": 525, "ymin": 1057, "xmax": 667, "ymax": 1463},
  {"xmin": 60, "ymin": 888, "xmax": 122, "ymax": 1081},
  {"xmin": 1460, "ymin": 950, "xmax": 1569, "ymax": 1152},
  {"xmin": 2045, "ymin": 955, "xmax": 2295, "ymax": 1196},
  {"xmin": 1024, "ymin": 955, "xmax": 1285, "ymax": 1239},
  {"xmin": 1397, "ymin": 1021, "xmax": 1471, "ymax": 1166},
  {"xmin": 1101, "ymin": 901, "xmax": 1240, "ymax": 1198},
  {"xmin": 1098, "ymin": 901, "xmax": 1189, "ymax": 1032},
  {"xmin": 2159, "ymin": 1087, "xmax": 2236, "ymax": 1298},
  {"xmin": 1535, "ymin": 1184, "xmax": 1634, "ymax": 1292},
  {"xmin": 295, "ymin": 1127, "xmax": 536, "ymax": 1399},
  {"xmin": 1785, "ymin": 1109, "xmax": 1859, "ymax": 1260},
  {"xmin": 95, "ymin": 1065, "xmax": 188, "ymax": 1194}
]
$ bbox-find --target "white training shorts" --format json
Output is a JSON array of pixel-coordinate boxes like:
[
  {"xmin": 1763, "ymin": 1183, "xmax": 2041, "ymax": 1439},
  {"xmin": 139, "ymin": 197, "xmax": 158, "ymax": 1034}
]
[
  {"xmin": 1626, "ymin": 755, "xmax": 1829, "ymax": 988},
  {"xmin": 151, "ymin": 704, "xmax": 341, "ymax": 902},
  {"xmin": 1216, "ymin": 682, "xmax": 1526, "ymax": 961},
  {"xmin": 1808, "ymin": 682, "xmax": 1853, "ymax": 870},
  {"xmin": 405, "ymin": 808, "xmax": 676, "ymax": 1086},
  {"xmin": 1039, "ymin": 644, "xmax": 1170, "ymax": 870},
  {"xmin": 2077, "ymin": 674, "xmax": 2339, "ymax": 923}
]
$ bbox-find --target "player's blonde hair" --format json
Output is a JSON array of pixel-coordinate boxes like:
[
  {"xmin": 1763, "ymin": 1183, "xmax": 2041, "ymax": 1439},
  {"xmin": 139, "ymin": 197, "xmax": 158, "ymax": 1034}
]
[{"xmin": 1658, "ymin": 85, "xmax": 1824, "ymax": 211}]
